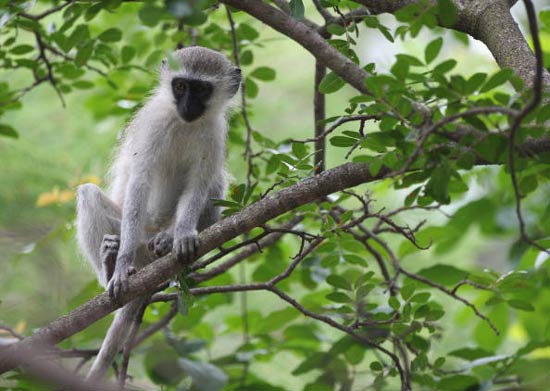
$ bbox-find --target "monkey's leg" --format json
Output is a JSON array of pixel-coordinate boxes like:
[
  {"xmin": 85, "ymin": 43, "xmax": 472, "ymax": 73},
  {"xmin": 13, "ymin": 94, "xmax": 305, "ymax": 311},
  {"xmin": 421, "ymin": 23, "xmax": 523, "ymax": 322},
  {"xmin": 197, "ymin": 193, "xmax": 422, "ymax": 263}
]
[
  {"xmin": 197, "ymin": 179, "xmax": 226, "ymax": 231},
  {"xmin": 87, "ymin": 297, "xmax": 148, "ymax": 381},
  {"xmin": 100, "ymin": 234, "xmax": 120, "ymax": 283},
  {"xmin": 148, "ymin": 231, "xmax": 173, "ymax": 259},
  {"xmin": 76, "ymin": 183, "xmax": 122, "ymax": 287}
]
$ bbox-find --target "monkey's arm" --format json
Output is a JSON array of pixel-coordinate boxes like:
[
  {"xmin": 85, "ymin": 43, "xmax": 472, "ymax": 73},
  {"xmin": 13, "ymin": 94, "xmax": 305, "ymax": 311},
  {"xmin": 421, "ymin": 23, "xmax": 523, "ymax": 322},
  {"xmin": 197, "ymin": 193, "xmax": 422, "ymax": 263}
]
[
  {"xmin": 173, "ymin": 175, "xmax": 211, "ymax": 264},
  {"xmin": 108, "ymin": 173, "xmax": 150, "ymax": 299}
]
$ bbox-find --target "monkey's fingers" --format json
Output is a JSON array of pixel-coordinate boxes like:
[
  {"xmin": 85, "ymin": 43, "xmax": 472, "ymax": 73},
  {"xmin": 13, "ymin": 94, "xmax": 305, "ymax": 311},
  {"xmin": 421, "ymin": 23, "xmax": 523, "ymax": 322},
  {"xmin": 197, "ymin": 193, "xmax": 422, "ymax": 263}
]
[
  {"xmin": 107, "ymin": 278, "xmax": 115, "ymax": 298},
  {"xmin": 128, "ymin": 266, "xmax": 136, "ymax": 275},
  {"xmin": 174, "ymin": 236, "xmax": 200, "ymax": 264},
  {"xmin": 190, "ymin": 236, "xmax": 200, "ymax": 259},
  {"xmin": 113, "ymin": 277, "xmax": 126, "ymax": 302}
]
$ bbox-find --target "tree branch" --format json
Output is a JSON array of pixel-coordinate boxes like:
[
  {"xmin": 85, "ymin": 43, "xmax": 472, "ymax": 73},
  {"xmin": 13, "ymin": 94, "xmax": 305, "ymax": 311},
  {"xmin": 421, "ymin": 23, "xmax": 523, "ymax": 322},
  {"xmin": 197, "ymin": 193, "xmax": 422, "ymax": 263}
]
[
  {"xmin": 3, "ymin": 136, "xmax": 550, "ymax": 374},
  {"xmin": 355, "ymin": 0, "xmax": 550, "ymax": 89},
  {"xmin": 220, "ymin": 0, "xmax": 370, "ymax": 94}
]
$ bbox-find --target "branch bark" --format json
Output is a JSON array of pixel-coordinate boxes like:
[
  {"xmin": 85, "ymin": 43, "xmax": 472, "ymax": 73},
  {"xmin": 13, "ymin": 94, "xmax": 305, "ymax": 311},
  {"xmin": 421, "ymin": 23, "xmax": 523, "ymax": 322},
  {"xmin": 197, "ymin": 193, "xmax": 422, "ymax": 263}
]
[
  {"xmin": 221, "ymin": 0, "xmax": 370, "ymax": 94},
  {"xmin": 356, "ymin": 0, "xmax": 550, "ymax": 89}
]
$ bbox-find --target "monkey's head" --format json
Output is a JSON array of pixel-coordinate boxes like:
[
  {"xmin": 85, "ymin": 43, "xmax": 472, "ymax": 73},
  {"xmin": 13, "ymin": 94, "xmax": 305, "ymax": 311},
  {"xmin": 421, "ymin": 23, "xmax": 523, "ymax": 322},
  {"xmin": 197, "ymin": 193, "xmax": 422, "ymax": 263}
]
[{"xmin": 160, "ymin": 46, "xmax": 241, "ymax": 123}]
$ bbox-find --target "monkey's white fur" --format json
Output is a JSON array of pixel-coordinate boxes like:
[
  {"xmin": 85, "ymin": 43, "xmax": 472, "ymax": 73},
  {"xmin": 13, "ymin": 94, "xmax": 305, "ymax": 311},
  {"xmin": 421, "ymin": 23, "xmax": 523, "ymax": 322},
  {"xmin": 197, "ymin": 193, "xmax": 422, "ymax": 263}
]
[{"xmin": 76, "ymin": 47, "xmax": 238, "ymax": 380}]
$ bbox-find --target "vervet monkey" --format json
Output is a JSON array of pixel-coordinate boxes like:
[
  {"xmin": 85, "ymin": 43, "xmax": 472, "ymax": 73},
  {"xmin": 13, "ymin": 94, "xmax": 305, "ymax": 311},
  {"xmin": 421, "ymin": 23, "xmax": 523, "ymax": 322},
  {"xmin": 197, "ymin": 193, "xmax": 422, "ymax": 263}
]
[{"xmin": 76, "ymin": 46, "xmax": 241, "ymax": 380}]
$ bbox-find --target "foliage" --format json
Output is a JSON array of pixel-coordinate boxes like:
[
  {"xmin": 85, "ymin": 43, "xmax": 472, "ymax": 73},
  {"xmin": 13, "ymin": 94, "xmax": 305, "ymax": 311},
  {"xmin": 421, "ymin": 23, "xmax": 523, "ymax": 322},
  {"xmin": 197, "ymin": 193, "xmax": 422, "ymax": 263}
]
[{"xmin": 2, "ymin": 1, "xmax": 550, "ymax": 391}]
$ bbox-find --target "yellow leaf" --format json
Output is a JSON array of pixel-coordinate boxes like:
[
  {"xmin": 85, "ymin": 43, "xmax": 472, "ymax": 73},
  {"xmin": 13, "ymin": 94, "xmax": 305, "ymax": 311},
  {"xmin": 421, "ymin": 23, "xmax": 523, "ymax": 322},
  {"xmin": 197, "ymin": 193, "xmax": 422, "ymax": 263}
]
[
  {"xmin": 36, "ymin": 187, "xmax": 60, "ymax": 207},
  {"xmin": 71, "ymin": 174, "xmax": 102, "ymax": 187},
  {"xmin": 15, "ymin": 320, "xmax": 26, "ymax": 334},
  {"xmin": 59, "ymin": 190, "xmax": 75, "ymax": 203}
]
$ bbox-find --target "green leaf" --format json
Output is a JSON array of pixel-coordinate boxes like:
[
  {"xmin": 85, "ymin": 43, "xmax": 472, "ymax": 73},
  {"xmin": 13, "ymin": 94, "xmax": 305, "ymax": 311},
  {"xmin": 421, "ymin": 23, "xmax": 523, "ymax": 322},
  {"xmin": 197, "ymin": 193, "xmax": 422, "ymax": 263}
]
[
  {"xmin": 240, "ymin": 50, "xmax": 253, "ymax": 65},
  {"xmin": 425, "ymin": 160, "xmax": 451, "ymax": 204},
  {"xmin": 326, "ymin": 24, "xmax": 346, "ymax": 35},
  {"xmin": 255, "ymin": 308, "xmax": 299, "ymax": 334},
  {"xmin": 370, "ymin": 361, "xmax": 383, "ymax": 371},
  {"xmin": 465, "ymin": 72, "xmax": 487, "ymax": 93},
  {"xmin": 433, "ymin": 59, "xmax": 457, "ymax": 74},
  {"xmin": 326, "ymin": 291, "xmax": 351, "ymax": 303},
  {"xmin": 85, "ymin": 3, "xmax": 103, "ymax": 21},
  {"xmin": 416, "ymin": 265, "xmax": 469, "ymax": 286},
  {"xmin": 292, "ymin": 142, "xmax": 308, "ymax": 159},
  {"xmin": 326, "ymin": 275, "xmax": 352, "ymax": 291},
  {"xmin": 289, "ymin": 0, "xmax": 305, "ymax": 20},
  {"xmin": 389, "ymin": 296, "xmax": 400, "ymax": 310},
  {"xmin": 507, "ymin": 299, "xmax": 535, "ymax": 312},
  {"xmin": 438, "ymin": 375, "xmax": 479, "ymax": 391},
  {"xmin": 410, "ymin": 292, "xmax": 430, "ymax": 303},
  {"xmin": 251, "ymin": 66, "xmax": 276, "ymax": 81},
  {"xmin": 178, "ymin": 359, "xmax": 228, "ymax": 391},
  {"xmin": 75, "ymin": 41, "xmax": 94, "ymax": 66},
  {"xmin": 0, "ymin": 124, "xmax": 18, "ymax": 138},
  {"xmin": 144, "ymin": 345, "xmax": 184, "ymax": 385},
  {"xmin": 66, "ymin": 25, "xmax": 90, "ymax": 52},
  {"xmin": 72, "ymin": 80, "xmax": 94, "ymax": 89},
  {"xmin": 138, "ymin": 4, "xmax": 166, "ymax": 27},
  {"xmin": 330, "ymin": 136, "xmax": 356, "ymax": 147},
  {"xmin": 98, "ymin": 28, "xmax": 122, "ymax": 42},
  {"xmin": 391, "ymin": 58, "xmax": 409, "ymax": 80},
  {"xmin": 425, "ymin": 37, "xmax": 443, "ymax": 64},
  {"xmin": 449, "ymin": 347, "xmax": 493, "ymax": 361},
  {"xmin": 237, "ymin": 23, "xmax": 259, "ymax": 41},
  {"xmin": 10, "ymin": 44, "xmax": 34, "ymax": 55},
  {"xmin": 480, "ymin": 68, "xmax": 513, "ymax": 93},
  {"xmin": 293, "ymin": 353, "xmax": 330, "ymax": 375},
  {"xmin": 437, "ymin": 0, "xmax": 457, "ymax": 27},
  {"xmin": 401, "ymin": 284, "xmax": 416, "ymax": 300},
  {"xmin": 121, "ymin": 46, "xmax": 135, "ymax": 64},
  {"xmin": 519, "ymin": 175, "xmax": 538, "ymax": 195},
  {"xmin": 318, "ymin": 72, "xmax": 345, "ymax": 94},
  {"xmin": 245, "ymin": 77, "xmax": 258, "ymax": 99},
  {"xmin": 145, "ymin": 49, "xmax": 164, "ymax": 68}
]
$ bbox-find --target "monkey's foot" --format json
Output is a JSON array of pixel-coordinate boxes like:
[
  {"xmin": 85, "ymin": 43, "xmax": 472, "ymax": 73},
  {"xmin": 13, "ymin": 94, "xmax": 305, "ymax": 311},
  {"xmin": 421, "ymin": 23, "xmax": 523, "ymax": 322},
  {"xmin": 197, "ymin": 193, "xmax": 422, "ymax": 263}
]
[
  {"xmin": 101, "ymin": 234, "xmax": 119, "ymax": 283},
  {"xmin": 148, "ymin": 231, "xmax": 173, "ymax": 258},
  {"xmin": 174, "ymin": 231, "xmax": 200, "ymax": 265}
]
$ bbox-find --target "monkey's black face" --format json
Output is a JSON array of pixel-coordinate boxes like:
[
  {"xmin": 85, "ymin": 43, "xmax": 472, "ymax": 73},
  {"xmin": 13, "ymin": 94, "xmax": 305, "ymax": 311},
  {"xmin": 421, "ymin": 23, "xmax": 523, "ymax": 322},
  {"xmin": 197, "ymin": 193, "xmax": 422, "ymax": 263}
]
[{"xmin": 172, "ymin": 78, "xmax": 213, "ymax": 122}]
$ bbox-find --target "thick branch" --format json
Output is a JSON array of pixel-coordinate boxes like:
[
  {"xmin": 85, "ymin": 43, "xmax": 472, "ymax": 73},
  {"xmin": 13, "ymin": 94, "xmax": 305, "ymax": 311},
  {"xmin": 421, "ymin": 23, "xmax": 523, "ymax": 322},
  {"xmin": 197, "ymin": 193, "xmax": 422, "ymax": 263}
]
[
  {"xmin": 356, "ymin": 0, "xmax": 550, "ymax": 89},
  {"xmin": 0, "ymin": 162, "xmax": 387, "ymax": 373},
  {"xmin": 221, "ymin": 0, "xmax": 370, "ymax": 94}
]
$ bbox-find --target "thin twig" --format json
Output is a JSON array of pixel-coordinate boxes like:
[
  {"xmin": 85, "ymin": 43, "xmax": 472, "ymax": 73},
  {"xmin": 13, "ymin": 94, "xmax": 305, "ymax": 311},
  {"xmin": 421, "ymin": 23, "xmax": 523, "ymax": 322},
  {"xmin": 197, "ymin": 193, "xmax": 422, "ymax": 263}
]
[
  {"xmin": 118, "ymin": 300, "xmax": 148, "ymax": 388},
  {"xmin": 314, "ymin": 61, "xmax": 327, "ymax": 173},
  {"xmin": 34, "ymin": 32, "xmax": 65, "ymax": 107},
  {"xmin": 396, "ymin": 106, "xmax": 519, "ymax": 176},
  {"xmin": 19, "ymin": 1, "xmax": 72, "ymax": 20},
  {"xmin": 0, "ymin": 326, "xmax": 24, "ymax": 340},
  {"xmin": 131, "ymin": 301, "xmax": 178, "ymax": 348},
  {"xmin": 226, "ymin": 6, "xmax": 255, "ymax": 188},
  {"xmin": 292, "ymin": 114, "xmax": 381, "ymax": 143}
]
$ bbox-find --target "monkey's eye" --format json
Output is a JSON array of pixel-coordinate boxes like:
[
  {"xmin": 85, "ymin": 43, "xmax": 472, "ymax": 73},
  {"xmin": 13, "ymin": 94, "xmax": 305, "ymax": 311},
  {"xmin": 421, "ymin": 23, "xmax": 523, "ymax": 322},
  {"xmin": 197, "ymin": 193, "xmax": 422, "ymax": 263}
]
[{"xmin": 173, "ymin": 79, "xmax": 186, "ymax": 93}]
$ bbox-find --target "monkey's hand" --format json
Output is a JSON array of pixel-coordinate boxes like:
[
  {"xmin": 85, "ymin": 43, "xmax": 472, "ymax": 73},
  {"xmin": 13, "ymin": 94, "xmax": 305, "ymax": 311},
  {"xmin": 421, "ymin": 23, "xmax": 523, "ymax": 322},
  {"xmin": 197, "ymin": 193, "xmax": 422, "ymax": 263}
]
[
  {"xmin": 173, "ymin": 229, "xmax": 199, "ymax": 265},
  {"xmin": 107, "ymin": 253, "xmax": 137, "ymax": 301},
  {"xmin": 148, "ymin": 231, "xmax": 173, "ymax": 258}
]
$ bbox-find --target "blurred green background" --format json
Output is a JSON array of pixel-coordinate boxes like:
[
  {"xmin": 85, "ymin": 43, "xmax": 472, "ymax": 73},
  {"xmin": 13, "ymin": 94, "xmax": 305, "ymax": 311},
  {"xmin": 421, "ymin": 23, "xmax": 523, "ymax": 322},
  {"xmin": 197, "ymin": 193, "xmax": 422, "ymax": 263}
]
[{"xmin": 2, "ymin": 1, "xmax": 550, "ymax": 390}]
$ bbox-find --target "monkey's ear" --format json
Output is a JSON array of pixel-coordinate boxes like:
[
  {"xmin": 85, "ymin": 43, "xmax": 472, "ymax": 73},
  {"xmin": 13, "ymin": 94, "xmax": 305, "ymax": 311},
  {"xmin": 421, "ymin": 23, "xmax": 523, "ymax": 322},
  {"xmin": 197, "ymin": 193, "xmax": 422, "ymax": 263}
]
[
  {"xmin": 233, "ymin": 67, "xmax": 242, "ymax": 83},
  {"xmin": 228, "ymin": 68, "xmax": 242, "ymax": 97},
  {"xmin": 160, "ymin": 59, "xmax": 168, "ymax": 72}
]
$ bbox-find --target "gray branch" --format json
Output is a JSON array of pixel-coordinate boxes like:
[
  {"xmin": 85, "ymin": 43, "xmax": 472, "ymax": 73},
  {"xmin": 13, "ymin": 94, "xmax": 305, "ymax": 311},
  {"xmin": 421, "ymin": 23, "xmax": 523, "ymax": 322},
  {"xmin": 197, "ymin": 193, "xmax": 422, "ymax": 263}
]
[{"xmin": 356, "ymin": 0, "xmax": 550, "ymax": 89}]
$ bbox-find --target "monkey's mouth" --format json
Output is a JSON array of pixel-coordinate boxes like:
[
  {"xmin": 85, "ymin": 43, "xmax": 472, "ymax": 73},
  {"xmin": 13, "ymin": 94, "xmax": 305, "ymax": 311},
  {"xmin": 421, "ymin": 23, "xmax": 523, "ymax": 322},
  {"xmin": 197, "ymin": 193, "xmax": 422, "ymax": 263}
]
[{"xmin": 176, "ymin": 100, "xmax": 206, "ymax": 122}]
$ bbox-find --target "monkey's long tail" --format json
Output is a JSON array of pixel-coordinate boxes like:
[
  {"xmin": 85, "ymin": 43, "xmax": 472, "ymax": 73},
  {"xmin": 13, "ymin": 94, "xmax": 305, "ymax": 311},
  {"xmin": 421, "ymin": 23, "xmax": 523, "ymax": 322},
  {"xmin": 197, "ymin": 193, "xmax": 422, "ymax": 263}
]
[{"xmin": 86, "ymin": 297, "xmax": 147, "ymax": 381}]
